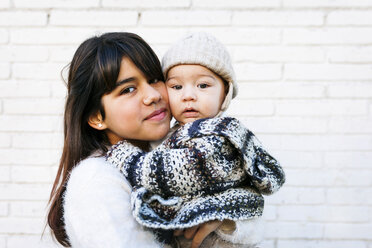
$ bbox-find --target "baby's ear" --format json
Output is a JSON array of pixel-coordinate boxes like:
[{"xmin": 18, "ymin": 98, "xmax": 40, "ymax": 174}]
[{"xmin": 88, "ymin": 111, "xmax": 107, "ymax": 130}]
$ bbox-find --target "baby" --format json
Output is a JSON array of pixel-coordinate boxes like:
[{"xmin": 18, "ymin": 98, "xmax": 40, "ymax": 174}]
[{"xmin": 107, "ymin": 32, "xmax": 285, "ymax": 247}]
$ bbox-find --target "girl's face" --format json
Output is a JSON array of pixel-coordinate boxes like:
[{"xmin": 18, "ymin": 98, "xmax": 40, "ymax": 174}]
[{"xmin": 99, "ymin": 57, "xmax": 171, "ymax": 145}]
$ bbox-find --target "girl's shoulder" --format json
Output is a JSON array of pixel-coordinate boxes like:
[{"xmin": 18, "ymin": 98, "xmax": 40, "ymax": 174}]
[{"xmin": 65, "ymin": 155, "xmax": 132, "ymax": 198}]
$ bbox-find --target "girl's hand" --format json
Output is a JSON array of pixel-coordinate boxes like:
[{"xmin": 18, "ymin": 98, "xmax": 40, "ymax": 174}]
[{"xmin": 174, "ymin": 220, "xmax": 222, "ymax": 248}]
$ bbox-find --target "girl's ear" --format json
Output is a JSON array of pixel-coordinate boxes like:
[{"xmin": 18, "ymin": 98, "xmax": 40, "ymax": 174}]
[{"xmin": 88, "ymin": 112, "xmax": 107, "ymax": 130}]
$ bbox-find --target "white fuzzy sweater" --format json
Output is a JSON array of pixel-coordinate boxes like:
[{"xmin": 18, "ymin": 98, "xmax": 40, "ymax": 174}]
[{"xmin": 63, "ymin": 156, "xmax": 263, "ymax": 248}]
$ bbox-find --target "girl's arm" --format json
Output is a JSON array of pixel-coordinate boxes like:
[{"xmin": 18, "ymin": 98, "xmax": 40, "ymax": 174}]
[{"xmin": 63, "ymin": 157, "xmax": 166, "ymax": 248}]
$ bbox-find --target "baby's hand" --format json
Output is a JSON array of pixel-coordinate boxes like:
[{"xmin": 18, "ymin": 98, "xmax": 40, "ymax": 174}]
[{"xmin": 174, "ymin": 220, "xmax": 222, "ymax": 248}]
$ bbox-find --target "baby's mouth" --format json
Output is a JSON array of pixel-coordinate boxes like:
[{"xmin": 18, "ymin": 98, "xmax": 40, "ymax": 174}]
[{"xmin": 182, "ymin": 108, "xmax": 199, "ymax": 118}]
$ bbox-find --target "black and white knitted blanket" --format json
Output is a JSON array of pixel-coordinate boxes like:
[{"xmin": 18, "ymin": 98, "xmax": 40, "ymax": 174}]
[{"xmin": 106, "ymin": 117, "xmax": 285, "ymax": 230}]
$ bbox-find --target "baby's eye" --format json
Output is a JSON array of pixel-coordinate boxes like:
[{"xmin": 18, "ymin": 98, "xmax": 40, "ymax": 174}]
[
  {"xmin": 198, "ymin": 83, "xmax": 209, "ymax": 89},
  {"xmin": 172, "ymin": 85, "xmax": 182, "ymax": 90},
  {"xmin": 120, "ymin": 86, "xmax": 136, "ymax": 95}
]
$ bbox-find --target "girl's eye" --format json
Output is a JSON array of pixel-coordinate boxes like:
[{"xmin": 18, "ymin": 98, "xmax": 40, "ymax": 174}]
[
  {"xmin": 172, "ymin": 85, "xmax": 182, "ymax": 90},
  {"xmin": 120, "ymin": 86, "xmax": 136, "ymax": 95},
  {"xmin": 198, "ymin": 83, "xmax": 209, "ymax": 89}
]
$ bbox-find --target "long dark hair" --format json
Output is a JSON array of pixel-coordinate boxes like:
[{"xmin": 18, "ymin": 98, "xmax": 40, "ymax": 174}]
[{"xmin": 47, "ymin": 32, "xmax": 164, "ymax": 246}]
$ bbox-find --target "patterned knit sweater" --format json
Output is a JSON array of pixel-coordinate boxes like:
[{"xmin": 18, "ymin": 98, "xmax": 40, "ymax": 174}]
[{"xmin": 106, "ymin": 117, "xmax": 285, "ymax": 230}]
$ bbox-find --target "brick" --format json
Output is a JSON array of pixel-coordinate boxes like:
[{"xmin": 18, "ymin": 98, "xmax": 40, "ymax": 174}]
[
  {"xmin": 141, "ymin": 11, "xmax": 231, "ymax": 26},
  {"xmin": 14, "ymin": 0, "xmax": 100, "ymax": 8},
  {"xmin": 0, "ymin": 80, "xmax": 50, "ymax": 98},
  {"xmin": 239, "ymin": 117, "xmax": 327, "ymax": 134},
  {"xmin": 0, "ymin": 134, "xmax": 11, "ymax": 148},
  {"xmin": 328, "ymin": 11, "xmax": 372, "ymax": 25},
  {"xmin": 232, "ymin": 46, "xmax": 325, "ymax": 63},
  {"xmin": 102, "ymin": 0, "xmax": 190, "ymax": 8},
  {"xmin": 329, "ymin": 117, "xmax": 372, "ymax": 133},
  {"xmin": 123, "ymin": 27, "xmax": 188, "ymax": 45},
  {"xmin": 0, "ymin": 202, "xmax": 8, "ymax": 216},
  {"xmin": 328, "ymin": 46, "xmax": 372, "ymax": 63},
  {"xmin": 273, "ymin": 151, "xmax": 323, "ymax": 168},
  {"xmin": 0, "ymin": 218, "xmax": 46, "ymax": 234},
  {"xmin": 0, "ymin": 46, "xmax": 48, "ymax": 62},
  {"xmin": 227, "ymin": 100, "xmax": 274, "ymax": 116},
  {"xmin": 10, "ymin": 201, "xmax": 48, "ymax": 217},
  {"xmin": 278, "ymin": 205, "xmax": 370, "ymax": 222},
  {"xmin": 213, "ymin": 28, "xmax": 281, "ymax": 45},
  {"xmin": 325, "ymin": 152, "xmax": 372, "ymax": 169},
  {"xmin": 130, "ymin": 27, "xmax": 281, "ymax": 45},
  {"xmin": 0, "ymin": 11, "xmax": 47, "ymax": 26},
  {"xmin": 7, "ymin": 234, "xmax": 61, "ymax": 248},
  {"xmin": 0, "ymin": 63, "xmax": 10, "ymax": 79},
  {"xmin": 288, "ymin": 169, "xmax": 372, "ymax": 187},
  {"xmin": 233, "ymin": 11, "xmax": 323, "ymax": 26},
  {"xmin": 0, "ymin": 183, "xmax": 51, "ymax": 200},
  {"xmin": 192, "ymin": 0, "xmax": 280, "ymax": 8},
  {"xmin": 235, "ymin": 63, "xmax": 281, "ymax": 81},
  {"xmin": 278, "ymin": 240, "xmax": 367, "ymax": 248},
  {"xmin": 0, "ymin": 0, "xmax": 10, "ymax": 8},
  {"xmin": 237, "ymin": 82, "xmax": 325, "ymax": 98},
  {"xmin": 260, "ymin": 134, "xmax": 372, "ymax": 151},
  {"xmin": 48, "ymin": 45, "xmax": 76, "ymax": 62},
  {"xmin": 268, "ymin": 187, "xmax": 326, "ymax": 205},
  {"xmin": 328, "ymin": 82, "xmax": 372, "ymax": 98},
  {"xmin": 0, "ymin": 236, "xmax": 5, "ymax": 247},
  {"xmin": 284, "ymin": 169, "xmax": 327, "ymax": 186},
  {"xmin": 11, "ymin": 28, "xmax": 98, "ymax": 45},
  {"xmin": 0, "ymin": 116, "xmax": 61, "ymax": 132},
  {"xmin": 262, "ymin": 205, "xmax": 277, "ymax": 220},
  {"xmin": 50, "ymin": 10, "xmax": 138, "ymax": 27},
  {"xmin": 265, "ymin": 222, "xmax": 323, "ymax": 239},
  {"xmin": 260, "ymin": 240, "xmax": 275, "ymax": 248},
  {"xmin": 13, "ymin": 62, "xmax": 66, "ymax": 80},
  {"xmin": 0, "ymin": 149, "xmax": 61, "ymax": 165},
  {"xmin": 3, "ymin": 98, "xmax": 64, "ymax": 115},
  {"xmin": 0, "ymin": 29, "xmax": 8, "ymax": 43},
  {"xmin": 276, "ymin": 100, "xmax": 368, "ymax": 116},
  {"xmin": 0, "ymin": 149, "xmax": 60, "ymax": 165},
  {"xmin": 286, "ymin": 64, "xmax": 372, "ymax": 80},
  {"xmin": 328, "ymin": 187, "xmax": 372, "ymax": 205},
  {"xmin": 283, "ymin": 0, "xmax": 372, "ymax": 7},
  {"xmin": 324, "ymin": 223, "xmax": 372, "ymax": 239},
  {"xmin": 278, "ymin": 205, "xmax": 327, "ymax": 222},
  {"xmin": 0, "ymin": 166, "xmax": 10, "ymax": 182},
  {"xmin": 284, "ymin": 28, "xmax": 372, "ymax": 45},
  {"xmin": 51, "ymin": 80, "xmax": 67, "ymax": 98},
  {"xmin": 11, "ymin": 166, "xmax": 53, "ymax": 183},
  {"xmin": 12, "ymin": 133, "xmax": 63, "ymax": 149}
]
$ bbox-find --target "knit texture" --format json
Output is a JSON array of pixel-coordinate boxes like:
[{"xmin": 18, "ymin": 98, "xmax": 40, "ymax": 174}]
[
  {"xmin": 106, "ymin": 117, "xmax": 285, "ymax": 230},
  {"xmin": 162, "ymin": 32, "xmax": 238, "ymax": 113}
]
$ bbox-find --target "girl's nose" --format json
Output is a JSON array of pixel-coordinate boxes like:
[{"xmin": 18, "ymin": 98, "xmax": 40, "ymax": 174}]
[{"xmin": 143, "ymin": 83, "xmax": 162, "ymax": 105}]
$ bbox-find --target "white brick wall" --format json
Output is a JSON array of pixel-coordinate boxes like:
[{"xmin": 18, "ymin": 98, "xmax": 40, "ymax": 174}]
[{"xmin": 0, "ymin": 1, "xmax": 371, "ymax": 247}]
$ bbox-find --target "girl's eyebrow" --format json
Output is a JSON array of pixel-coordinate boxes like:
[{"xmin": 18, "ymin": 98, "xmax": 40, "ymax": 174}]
[{"xmin": 116, "ymin": 77, "xmax": 136, "ymax": 86}]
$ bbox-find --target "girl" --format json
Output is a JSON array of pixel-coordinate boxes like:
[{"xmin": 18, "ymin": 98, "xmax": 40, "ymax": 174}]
[{"xmin": 47, "ymin": 32, "xmax": 221, "ymax": 247}]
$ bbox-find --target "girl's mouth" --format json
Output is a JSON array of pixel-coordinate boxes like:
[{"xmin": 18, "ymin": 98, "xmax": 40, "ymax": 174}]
[{"xmin": 145, "ymin": 108, "xmax": 167, "ymax": 121}]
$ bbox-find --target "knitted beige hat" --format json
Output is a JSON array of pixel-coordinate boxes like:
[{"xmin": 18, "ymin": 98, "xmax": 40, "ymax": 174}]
[{"xmin": 162, "ymin": 32, "xmax": 238, "ymax": 114}]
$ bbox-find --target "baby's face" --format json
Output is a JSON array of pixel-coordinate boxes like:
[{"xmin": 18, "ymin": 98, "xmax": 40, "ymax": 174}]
[{"xmin": 166, "ymin": 64, "xmax": 226, "ymax": 125}]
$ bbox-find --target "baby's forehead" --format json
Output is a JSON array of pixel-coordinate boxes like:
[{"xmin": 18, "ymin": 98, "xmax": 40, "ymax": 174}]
[{"xmin": 166, "ymin": 64, "xmax": 218, "ymax": 80}]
